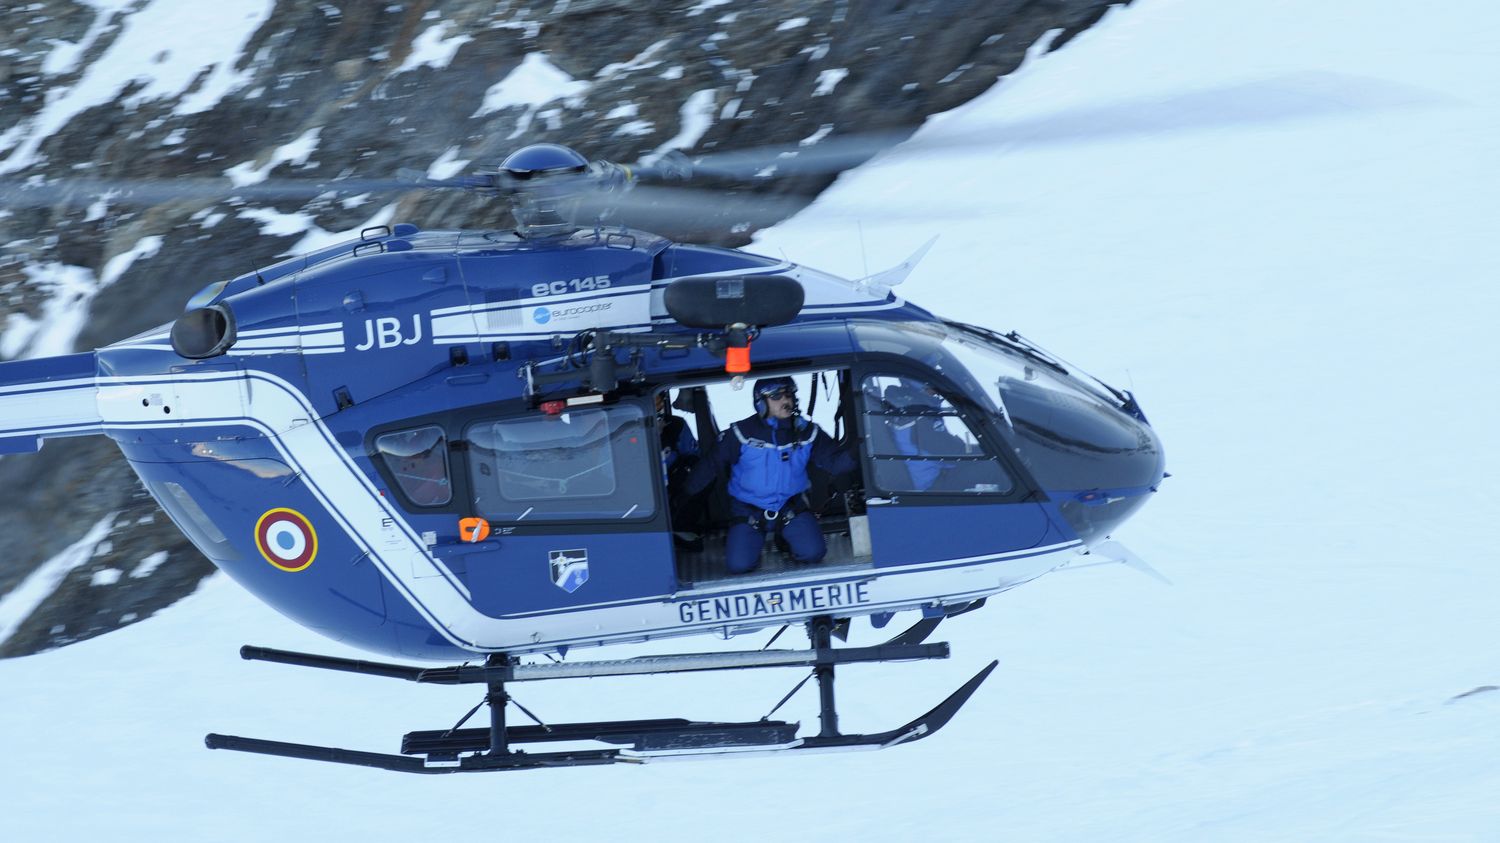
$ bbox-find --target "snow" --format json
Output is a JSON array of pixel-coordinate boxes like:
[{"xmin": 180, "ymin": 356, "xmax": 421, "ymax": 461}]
[
  {"xmin": 613, "ymin": 120, "xmax": 654, "ymax": 137},
  {"xmin": 0, "ymin": 513, "xmax": 114, "ymax": 646},
  {"xmin": 424, "ymin": 146, "xmax": 470, "ymax": 180},
  {"xmin": 1, "ymin": 234, "xmax": 159, "ymax": 359},
  {"xmin": 90, "ymin": 568, "xmax": 122, "ymax": 586},
  {"xmin": 100, "ymin": 235, "xmax": 163, "ymax": 286},
  {"xmin": 3, "ymin": 0, "xmax": 1500, "ymax": 839},
  {"xmin": 224, "ymin": 127, "xmax": 322, "ymax": 187},
  {"xmin": 236, "ymin": 206, "xmax": 312, "ymax": 238},
  {"xmin": 684, "ymin": 0, "xmax": 732, "ymax": 17},
  {"xmin": 238, "ymin": 203, "xmax": 399, "ymax": 256},
  {"xmin": 814, "ymin": 67, "xmax": 847, "ymax": 96},
  {"xmin": 129, "ymin": 551, "xmax": 169, "ymax": 579},
  {"xmin": 3, "ymin": 263, "xmax": 95, "ymax": 358},
  {"xmin": 800, "ymin": 124, "xmax": 834, "ymax": 146},
  {"xmin": 40, "ymin": 0, "xmax": 136, "ymax": 77},
  {"xmin": 393, "ymin": 22, "xmax": 473, "ymax": 75},
  {"xmin": 0, "ymin": 0, "xmax": 274, "ymax": 173},
  {"xmin": 471, "ymin": 52, "xmax": 591, "ymax": 138},
  {"xmin": 650, "ymin": 88, "xmax": 718, "ymax": 155},
  {"xmin": 596, "ymin": 38, "xmax": 672, "ymax": 79}
]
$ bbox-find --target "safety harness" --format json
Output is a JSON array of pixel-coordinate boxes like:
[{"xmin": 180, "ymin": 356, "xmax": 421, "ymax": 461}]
[{"xmin": 741, "ymin": 493, "xmax": 812, "ymax": 535}]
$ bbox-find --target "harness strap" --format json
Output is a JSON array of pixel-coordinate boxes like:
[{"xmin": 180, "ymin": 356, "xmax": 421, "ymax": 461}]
[
  {"xmin": 744, "ymin": 494, "xmax": 811, "ymax": 533},
  {"xmin": 732, "ymin": 419, "xmax": 818, "ymax": 450}
]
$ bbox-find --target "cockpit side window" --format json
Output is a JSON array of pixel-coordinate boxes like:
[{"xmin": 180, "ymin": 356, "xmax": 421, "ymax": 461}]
[
  {"xmin": 374, "ymin": 425, "xmax": 453, "ymax": 507},
  {"xmin": 465, "ymin": 404, "xmax": 656, "ymax": 522},
  {"xmin": 859, "ymin": 374, "xmax": 1013, "ymax": 495}
]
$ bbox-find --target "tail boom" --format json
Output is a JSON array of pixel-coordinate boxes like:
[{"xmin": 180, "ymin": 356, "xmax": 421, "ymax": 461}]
[{"xmin": 0, "ymin": 352, "xmax": 103, "ymax": 454}]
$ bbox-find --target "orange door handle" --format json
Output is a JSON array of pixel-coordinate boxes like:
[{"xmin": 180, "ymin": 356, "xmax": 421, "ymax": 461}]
[{"xmin": 459, "ymin": 517, "xmax": 491, "ymax": 543}]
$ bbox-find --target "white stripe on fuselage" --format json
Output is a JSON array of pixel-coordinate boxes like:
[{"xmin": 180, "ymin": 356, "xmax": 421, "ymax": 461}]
[
  {"xmin": 90, "ymin": 367, "xmax": 1074, "ymax": 654},
  {"xmin": 0, "ymin": 377, "xmax": 103, "ymax": 437}
]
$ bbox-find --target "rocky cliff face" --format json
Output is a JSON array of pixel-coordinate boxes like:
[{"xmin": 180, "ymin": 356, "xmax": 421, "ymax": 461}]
[{"xmin": 0, "ymin": 0, "xmax": 1125, "ymax": 657}]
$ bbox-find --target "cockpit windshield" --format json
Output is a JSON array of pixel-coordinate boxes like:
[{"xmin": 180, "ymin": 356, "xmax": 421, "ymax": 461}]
[
  {"xmin": 853, "ymin": 320, "xmax": 1163, "ymax": 492},
  {"xmin": 853, "ymin": 321, "xmax": 1125, "ymax": 421}
]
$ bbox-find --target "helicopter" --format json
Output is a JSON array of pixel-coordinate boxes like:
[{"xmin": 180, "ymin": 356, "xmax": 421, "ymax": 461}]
[{"xmin": 0, "ymin": 140, "xmax": 1165, "ymax": 773}]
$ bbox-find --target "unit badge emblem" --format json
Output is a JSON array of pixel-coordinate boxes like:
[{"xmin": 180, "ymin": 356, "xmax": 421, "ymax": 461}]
[{"xmin": 548, "ymin": 548, "xmax": 589, "ymax": 593}]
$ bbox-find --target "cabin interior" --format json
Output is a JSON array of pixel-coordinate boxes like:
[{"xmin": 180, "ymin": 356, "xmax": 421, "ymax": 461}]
[
  {"xmin": 369, "ymin": 362, "xmax": 1014, "ymax": 591},
  {"xmin": 661, "ymin": 366, "xmax": 1007, "ymax": 588}
]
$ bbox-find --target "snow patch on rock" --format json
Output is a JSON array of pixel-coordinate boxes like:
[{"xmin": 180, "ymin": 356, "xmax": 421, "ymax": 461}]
[
  {"xmin": 0, "ymin": 513, "xmax": 115, "ymax": 646},
  {"xmin": 472, "ymin": 53, "xmax": 591, "ymax": 139},
  {"xmin": 1, "ymin": 0, "xmax": 275, "ymax": 174}
]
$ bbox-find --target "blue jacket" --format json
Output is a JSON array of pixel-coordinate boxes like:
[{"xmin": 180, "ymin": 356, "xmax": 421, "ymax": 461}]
[{"xmin": 688, "ymin": 413, "xmax": 854, "ymax": 513}]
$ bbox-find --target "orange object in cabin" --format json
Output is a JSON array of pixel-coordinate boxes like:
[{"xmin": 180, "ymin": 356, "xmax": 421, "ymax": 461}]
[{"xmin": 725, "ymin": 343, "xmax": 751, "ymax": 374}]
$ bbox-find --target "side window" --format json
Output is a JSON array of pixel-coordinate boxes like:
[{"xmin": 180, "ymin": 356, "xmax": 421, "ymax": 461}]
[
  {"xmin": 861, "ymin": 375, "xmax": 1013, "ymax": 495},
  {"xmin": 375, "ymin": 425, "xmax": 453, "ymax": 507},
  {"xmin": 466, "ymin": 404, "xmax": 656, "ymax": 522}
]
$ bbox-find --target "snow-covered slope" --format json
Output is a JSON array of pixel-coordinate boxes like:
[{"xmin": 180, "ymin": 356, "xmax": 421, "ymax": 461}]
[{"xmin": 3, "ymin": 0, "xmax": 1498, "ymax": 839}]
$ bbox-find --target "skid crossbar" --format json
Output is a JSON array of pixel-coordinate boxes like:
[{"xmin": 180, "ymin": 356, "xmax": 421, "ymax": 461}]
[
  {"xmin": 211, "ymin": 616, "xmax": 995, "ymax": 773},
  {"xmin": 239, "ymin": 641, "xmax": 950, "ymax": 683}
]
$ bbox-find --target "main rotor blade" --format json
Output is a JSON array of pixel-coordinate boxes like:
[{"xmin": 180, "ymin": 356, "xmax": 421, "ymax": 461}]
[
  {"xmin": 684, "ymin": 71, "xmax": 1437, "ymax": 179},
  {"xmin": 0, "ymin": 71, "xmax": 1428, "ymax": 213},
  {"xmin": 573, "ymin": 184, "xmax": 818, "ymax": 231},
  {"xmin": 0, "ymin": 175, "xmax": 425, "ymax": 209},
  {"xmin": 588, "ymin": 181, "xmax": 1020, "ymax": 228}
]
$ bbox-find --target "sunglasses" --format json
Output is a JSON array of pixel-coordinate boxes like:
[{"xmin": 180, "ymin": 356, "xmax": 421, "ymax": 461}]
[{"xmin": 761, "ymin": 389, "xmax": 793, "ymax": 401}]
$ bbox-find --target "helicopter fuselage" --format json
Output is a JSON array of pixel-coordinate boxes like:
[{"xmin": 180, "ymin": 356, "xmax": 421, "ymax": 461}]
[{"xmin": 0, "ymin": 224, "xmax": 1164, "ymax": 660}]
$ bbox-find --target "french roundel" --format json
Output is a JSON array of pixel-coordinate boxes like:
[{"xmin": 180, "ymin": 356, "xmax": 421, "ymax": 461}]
[{"xmin": 255, "ymin": 508, "xmax": 318, "ymax": 572}]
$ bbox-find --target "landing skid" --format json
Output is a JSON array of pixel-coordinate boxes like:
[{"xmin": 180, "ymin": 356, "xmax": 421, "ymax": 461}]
[{"xmin": 205, "ymin": 615, "xmax": 997, "ymax": 773}]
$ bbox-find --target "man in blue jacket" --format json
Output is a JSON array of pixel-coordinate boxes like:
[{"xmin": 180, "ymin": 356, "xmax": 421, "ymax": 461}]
[{"xmin": 687, "ymin": 376, "xmax": 855, "ymax": 574}]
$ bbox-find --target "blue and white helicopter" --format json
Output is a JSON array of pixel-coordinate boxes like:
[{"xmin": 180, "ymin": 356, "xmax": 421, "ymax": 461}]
[{"xmin": 0, "ymin": 142, "xmax": 1165, "ymax": 773}]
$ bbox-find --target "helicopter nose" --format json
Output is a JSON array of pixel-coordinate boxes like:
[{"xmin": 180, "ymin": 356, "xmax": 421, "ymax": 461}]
[{"xmin": 999, "ymin": 384, "xmax": 1166, "ymax": 544}]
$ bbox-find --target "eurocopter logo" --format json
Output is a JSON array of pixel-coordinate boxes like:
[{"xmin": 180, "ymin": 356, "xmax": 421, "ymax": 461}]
[
  {"xmin": 549, "ymin": 548, "xmax": 589, "ymax": 593},
  {"xmin": 531, "ymin": 301, "xmax": 613, "ymax": 325}
]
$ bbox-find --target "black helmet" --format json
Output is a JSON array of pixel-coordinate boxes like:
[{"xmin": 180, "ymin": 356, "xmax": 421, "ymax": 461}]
[{"xmin": 753, "ymin": 376, "xmax": 798, "ymax": 414}]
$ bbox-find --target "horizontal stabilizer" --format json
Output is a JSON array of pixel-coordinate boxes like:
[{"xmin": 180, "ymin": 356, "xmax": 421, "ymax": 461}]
[{"xmin": 0, "ymin": 352, "xmax": 103, "ymax": 452}]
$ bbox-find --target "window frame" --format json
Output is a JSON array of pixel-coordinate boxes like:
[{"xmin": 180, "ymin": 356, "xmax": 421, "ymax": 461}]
[
  {"xmin": 462, "ymin": 401, "xmax": 661, "ymax": 526},
  {"xmin": 851, "ymin": 360, "xmax": 1034, "ymax": 503},
  {"xmin": 372, "ymin": 424, "xmax": 455, "ymax": 509}
]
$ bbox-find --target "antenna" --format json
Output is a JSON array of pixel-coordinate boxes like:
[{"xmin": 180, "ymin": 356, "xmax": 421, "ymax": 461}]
[{"xmin": 857, "ymin": 219, "xmax": 869, "ymax": 280}]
